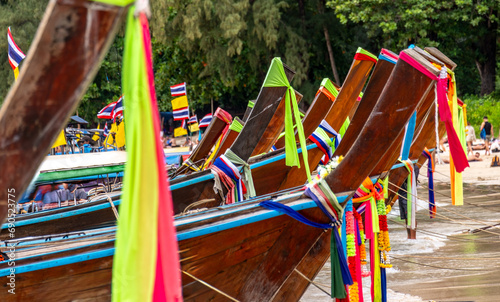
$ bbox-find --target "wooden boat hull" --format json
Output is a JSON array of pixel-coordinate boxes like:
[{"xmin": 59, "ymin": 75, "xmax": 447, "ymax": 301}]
[
  {"xmin": 0, "ymin": 0, "xmax": 127, "ymax": 223},
  {"xmin": 0, "ymin": 193, "xmax": 348, "ymax": 302}
]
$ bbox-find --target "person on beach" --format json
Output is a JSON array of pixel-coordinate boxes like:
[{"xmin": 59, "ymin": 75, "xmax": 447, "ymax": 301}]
[
  {"xmin": 480, "ymin": 116, "xmax": 494, "ymax": 155},
  {"xmin": 441, "ymin": 152, "xmax": 483, "ymax": 163},
  {"xmin": 466, "ymin": 122, "xmax": 476, "ymax": 155}
]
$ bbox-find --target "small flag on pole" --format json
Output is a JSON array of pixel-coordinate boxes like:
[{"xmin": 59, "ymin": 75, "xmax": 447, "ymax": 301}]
[
  {"xmin": 103, "ymin": 122, "xmax": 109, "ymax": 137},
  {"xmin": 171, "ymin": 95, "xmax": 189, "ymax": 121},
  {"xmin": 170, "ymin": 82, "xmax": 186, "ymax": 96},
  {"xmin": 7, "ymin": 27, "xmax": 26, "ymax": 80},
  {"xmin": 188, "ymin": 115, "xmax": 198, "ymax": 124},
  {"xmin": 97, "ymin": 96, "xmax": 124, "ymax": 120},
  {"xmin": 113, "ymin": 96, "xmax": 124, "ymax": 120},
  {"xmin": 199, "ymin": 113, "xmax": 213, "ymax": 128}
]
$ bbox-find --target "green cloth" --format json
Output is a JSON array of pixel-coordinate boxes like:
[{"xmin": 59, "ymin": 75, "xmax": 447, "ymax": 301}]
[
  {"xmin": 458, "ymin": 106, "xmax": 466, "ymax": 153},
  {"xmin": 247, "ymin": 101, "xmax": 255, "ymax": 108},
  {"xmin": 91, "ymin": 0, "xmax": 134, "ymax": 6},
  {"xmin": 339, "ymin": 117, "xmax": 350, "ymax": 138},
  {"xmin": 331, "ymin": 230, "xmax": 347, "ymax": 299},
  {"xmin": 263, "ymin": 58, "xmax": 311, "ymax": 182},
  {"xmin": 320, "ymin": 78, "xmax": 339, "ymax": 98},
  {"xmin": 37, "ymin": 165, "xmax": 125, "ymax": 183},
  {"xmin": 229, "ymin": 119, "xmax": 244, "ymax": 132},
  {"xmin": 356, "ymin": 47, "xmax": 378, "ymax": 61},
  {"xmin": 224, "ymin": 149, "xmax": 256, "ymax": 198}
]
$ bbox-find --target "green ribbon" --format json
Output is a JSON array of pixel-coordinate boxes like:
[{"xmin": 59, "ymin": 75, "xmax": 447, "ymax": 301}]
[
  {"xmin": 263, "ymin": 58, "xmax": 311, "ymax": 182},
  {"xmin": 224, "ymin": 149, "xmax": 256, "ymax": 198},
  {"xmin": 247, "ymin": 101, "xmax": 255, "ymax": 108},
  {"xmin": 318, "ymin": 178, "xmax": 343, "ymax": 218},
  {"xmin": 356, "ymin": 47, "xmax": 378, "ymax": 61},
  {"xmin": 339, "ymin": 117, "xmax": 350, "ymax": 138},
  {"xmin": 331, "ymin": 230, "xmax": 347, "ymax": 299},
  {"xmin": 91, "ymin": 0, "xmax": 134, "ymax": 6},
  {"xmin": 321, "ymin": 78, "xmax": 339, "ymax": 98},
  {"xmin": 228, "ymin": 119, "xmax": 244, "ymax": 133}
]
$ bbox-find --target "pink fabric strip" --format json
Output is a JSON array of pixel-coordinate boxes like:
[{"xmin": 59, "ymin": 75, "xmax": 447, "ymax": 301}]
[
  {"xmin": 380, "ymin": 48, "xmax": 399, "ymax": 61},
  {"xmin": 363, "ymin": 201, "xmax": 373, "ymax": 240},
  {"xmin": 370, "ymin": 236, "xmax": 375, "ymax": 300},
  {"xmin": 436, "ymin": 77, "xmax": 469, "ymax": 172},
  {"xmin": 399, "ymin": 51, "xmax": 437, "ymax": 80},
  {"xmin": 355, "ymin": 224, "xmax": 364, "ymax": 302},
  {"xmin": 140, "ymin": 14, "xmax": 183, "ymax": 301}
]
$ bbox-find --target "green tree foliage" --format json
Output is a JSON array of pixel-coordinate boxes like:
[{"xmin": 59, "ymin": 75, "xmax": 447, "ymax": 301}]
[
  {"xmin": 464, "ymin": 93, "xmax": 500, "ymax": 135},
  {"xmin": 328, "ymin": 0, "xmax": 499, "ymax": 96}
]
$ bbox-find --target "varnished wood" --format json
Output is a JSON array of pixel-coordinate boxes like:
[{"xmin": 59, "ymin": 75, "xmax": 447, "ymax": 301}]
[
  {"xmin": 242, "ymin": 99, "xmax": 256, "ymax": 122},
  {"xmin": 251, "ymin": 90, "xmax": 303, "ymax": 156},
  {"xmin": 424, "ymin": 47, "xmax": 457, "ymax": 70},
  {"xmin": 334, "ymin": 50, "xmax": 398, "ymax": 157},
  {"xmin": 273, "ymin": 83, "xmax": 337, "ymax": 150},
  {"xmin": 276, "ymin": 56, "xmax": 376, "ymax": 191},
  {"xmin": 371, "ymin": 84, "xmax": 436, "ymax": 175},
  {"xmin": 210, "ymin": 117, "xmax": 244, "ymax": 160},
  {"xmin": 324, "ymin": 49, "xmax": 440, "ymax": 192},
  {"xmin": 174, "ymin": 108, "xmax": 232, "ymax": 176},
  {"xmin": 0, "ymin": 0, "xmax": 126, "ymax": 223},
  {"xmin": 229, "ymin": 63, "xmax": 295, "ymax": 160}
]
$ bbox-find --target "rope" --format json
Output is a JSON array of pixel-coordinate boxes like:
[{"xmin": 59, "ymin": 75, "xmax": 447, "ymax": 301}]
[
  {"xmin": 389, "ymin": 255, "xmax": 486, "ymax": 272},
  {"xmin": 181, "ymin": 270, "xmax": 240, "ymax": 302},
  {"xmin": 387, "ymin": 185, "xmax": 500, "ymax": 237},
  {"xmin": 391, "ymin": 254, "xmax": 500, "ymax": 261},
  {"xmin": 293, "ymin": 268, "xmax": 332, "ymax": 297},
  {"xmin": 105, "ymin": 195, "xmax": 119, "ymax": 219},
  {"xmin": 387, "ymin": 217, "xmax": 500, "ymax": 243}
]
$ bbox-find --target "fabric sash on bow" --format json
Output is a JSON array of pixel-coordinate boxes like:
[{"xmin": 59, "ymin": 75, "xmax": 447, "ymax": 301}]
[
  {"xmin": 309, "ymin": 120, "xmax": 341, "ymax": 165},
  {"xmin": 422, "ymin": 148, "xmax": 436, "ymax": 218},
  {"xmin": 202, "ymin": 108, "xmax": 232, "ymax": 169},
  {"xmin": 212, "ymin": 154, "xmax": 245, "ymax": 203},
  {"xmin": 317, "ymin": 78, "xmax": 340, "ymax": 102},
  {"xmin": 399, "ymin": 52, "xmax": 468, "ymax": 173},
  {"xmin": 400, "ymin": 111, "xmax": 417, "ymax": 160},
  {"xmin": 402, "ymin": 160, "xmax": 417, "ymax": 229},
  {"xmin": 263, "ymin": 58, "xmax": 311, "ymax": 182}
]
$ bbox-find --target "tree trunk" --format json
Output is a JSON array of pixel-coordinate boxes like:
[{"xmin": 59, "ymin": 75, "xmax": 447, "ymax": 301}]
[
  {"xmin": 323, "ymin": 25, "xmax": 341, "ymax": 86},
  {"xmin": 476, "ymin": 14, "xmax": 497, "ymax": 96},
  {"xmin": 298, "ymin": 0, "xmax": 306, "ymax": 31}
]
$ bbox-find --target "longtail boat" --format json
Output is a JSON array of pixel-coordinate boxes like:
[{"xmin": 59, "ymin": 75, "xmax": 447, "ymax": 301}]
[
  {"xmin": 385, "ymin": 46, "xmax": 458, "ymax": 207},
  {"xmin": 0, "ymin": 0, "xmax": 127, "ymax": 223},
  {"xmin": 173, "ymin": 108, "xmax": 233, "ymax": 176},
  {"xmin": 0, "ymin": 49, "xmax": 436, "ymax": 301},
  {"xmin": 0, "ymin": 48, "xmax": 380, "ymax": 239}
]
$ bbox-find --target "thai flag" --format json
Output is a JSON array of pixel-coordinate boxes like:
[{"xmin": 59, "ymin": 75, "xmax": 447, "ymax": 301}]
[
  {"xmin": 103, "ymin": 123, "xmax": 109, "ymax": 137},
  {"xmin": 173, "ymin": 107, "xmax": 190, "ymax": 121},
  {"xmin": 7, "ymin": 27, "xmax": 25, "ymax": 70},
  {"xmin": 199, "ymin": 113, "xmax": 213, "ymax": 128},
  {"xmin": 113, "ymin": 96, "xmax": 124, "ymax": 120},
  {"xmin": 170, "ymin": 82, "xmax": 186, "ymax": 97},
  {"xmin": 188, "ymin": 115, "xmax": 198, "ymax": 124},
  {"xmin": 97, "ymin": 101, "xmax": 117, "ymax": 119}
]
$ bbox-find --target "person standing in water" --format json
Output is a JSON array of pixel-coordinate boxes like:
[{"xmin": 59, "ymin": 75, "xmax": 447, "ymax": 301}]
[
  {"xmin": 480, "ymin": 116, "xmax": 494, "ymax": 155},
  {"xmin": 466, "ymin": 122, "xmax": 476, "ymax": 155}
]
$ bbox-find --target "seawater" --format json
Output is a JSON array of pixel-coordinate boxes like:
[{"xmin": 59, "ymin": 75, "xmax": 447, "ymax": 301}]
[{"xmin": 301, "ymin": 181, "xmax": 500, "ymax": 302}]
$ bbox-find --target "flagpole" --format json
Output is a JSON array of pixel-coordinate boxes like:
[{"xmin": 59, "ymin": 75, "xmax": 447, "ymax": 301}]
[{"xmin": 211, "ymin": 98, "xmax": 213, "ymax": 115}]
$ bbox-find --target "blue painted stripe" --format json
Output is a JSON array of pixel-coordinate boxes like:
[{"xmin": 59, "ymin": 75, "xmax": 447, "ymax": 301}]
[
  {"xmin": 0, "ymin": 248, "xmax": 115, "ymax": 277},
  {"xmin": 176, "ymin": 194, "xmax": 349, "ymax": 241},
  {"xmin": 170, "ymin": 173, "xmax": 214, "ymax": 191},
  {"xmin": 1, "ymin": 200, "xmax": 121, "ymax": 229},
  {"xmin": 250, "ymin": 143, "xmax": 318, "ymax": 169},
  {"xmin": 378, "ymin": 54, "xmax": 397, "ymax": 64}
]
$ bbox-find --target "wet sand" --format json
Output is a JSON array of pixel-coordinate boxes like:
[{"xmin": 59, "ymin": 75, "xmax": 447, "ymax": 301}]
[{"xmin": 303, "ymin": 152, "xmax": 500, "ymax": 301}]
